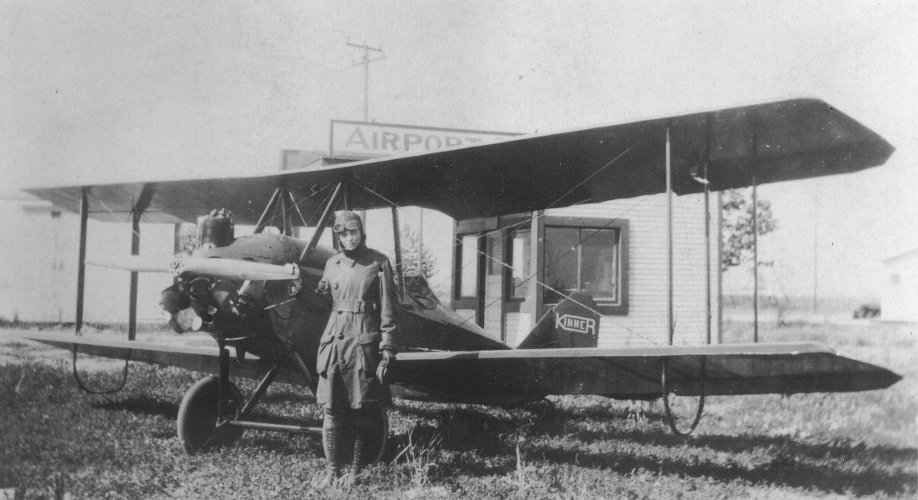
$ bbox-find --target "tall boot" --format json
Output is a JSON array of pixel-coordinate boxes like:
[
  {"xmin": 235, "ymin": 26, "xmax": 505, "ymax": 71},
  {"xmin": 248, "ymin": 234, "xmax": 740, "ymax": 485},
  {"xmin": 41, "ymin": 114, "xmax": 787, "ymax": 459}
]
[
  {"xmin": 352, "ymin": 425, "xmax": 367, "ymax": 475},
  {"xmin": 321, "ymin": 411, "xmax": 348, "ymax": 483},
  {"xmin": 351, "ymin": 407, "xmax": 377, "ymax": 476}
]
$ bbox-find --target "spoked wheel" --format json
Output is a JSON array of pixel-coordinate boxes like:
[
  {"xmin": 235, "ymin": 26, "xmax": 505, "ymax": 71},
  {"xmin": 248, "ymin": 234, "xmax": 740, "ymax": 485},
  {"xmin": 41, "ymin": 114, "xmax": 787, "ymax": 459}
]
[
  {"xmin": 177, "ymin": 376, "xmax": 244, "ymax": 454},
  {"xmin": 358, "ymin": 406, "xmax": 389, "ymax": 465},
  {"xmin": 661, "ymin": 358, "xmax": 706, "ymax": 436}
]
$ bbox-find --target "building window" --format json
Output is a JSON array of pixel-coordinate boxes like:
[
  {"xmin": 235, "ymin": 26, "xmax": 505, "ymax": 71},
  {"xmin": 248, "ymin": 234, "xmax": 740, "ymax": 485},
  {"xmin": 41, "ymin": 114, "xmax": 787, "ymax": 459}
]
[
  {"xmin": 543, "ymin": 220, "xmax": 627, "ymax": 315},
  {"xmin": 457, "ymin": 234, "xmax": 480, "ymax": 298},
  {"xmin": 507, "ymin": 228, "xmax": 531, "ymax": 299},
  {"xmin": 487, "ymin": 233, "xmax": 503, "ymax": 276}
]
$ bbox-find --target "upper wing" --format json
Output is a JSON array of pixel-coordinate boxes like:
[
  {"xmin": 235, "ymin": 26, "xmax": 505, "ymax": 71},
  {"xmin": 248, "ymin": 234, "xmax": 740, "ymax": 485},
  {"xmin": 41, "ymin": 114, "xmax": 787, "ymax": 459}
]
[
  {"xmin": 24, "ymin": 98, "xmax": 893, "ymax": 223},
  {"xmin": 7, "ymin": 331, "xmax": 307, "ymax": 385},
  {"xmin": 391, "ymin": 342, "xmax": 902, "ymax": 404}
]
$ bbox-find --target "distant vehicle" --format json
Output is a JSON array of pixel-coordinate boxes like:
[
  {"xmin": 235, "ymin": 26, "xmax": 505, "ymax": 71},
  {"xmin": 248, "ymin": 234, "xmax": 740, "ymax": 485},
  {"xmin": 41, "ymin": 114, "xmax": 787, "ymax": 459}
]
[
  {"xmin": 853, "ymin": 304, "xmax": 881, "ymax": 319},
  {"xmin": 10, "ymin": 98, "xmax": 901, "ymax": 467}
]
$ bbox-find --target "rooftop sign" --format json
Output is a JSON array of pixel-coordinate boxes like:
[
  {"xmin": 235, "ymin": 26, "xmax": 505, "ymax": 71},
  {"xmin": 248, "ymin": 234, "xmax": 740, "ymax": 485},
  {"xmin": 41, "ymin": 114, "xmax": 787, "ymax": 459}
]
[{"xmin": 330, "ymin": 120, "xmax": 518, "ymax": 157}]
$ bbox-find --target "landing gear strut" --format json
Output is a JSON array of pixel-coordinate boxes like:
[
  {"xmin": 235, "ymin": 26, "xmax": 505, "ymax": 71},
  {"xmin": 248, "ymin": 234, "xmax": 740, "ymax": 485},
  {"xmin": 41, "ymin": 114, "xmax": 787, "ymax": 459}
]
[{"xmin": 174, "ymin": 343, "xmax": 389, "ymax": 463}]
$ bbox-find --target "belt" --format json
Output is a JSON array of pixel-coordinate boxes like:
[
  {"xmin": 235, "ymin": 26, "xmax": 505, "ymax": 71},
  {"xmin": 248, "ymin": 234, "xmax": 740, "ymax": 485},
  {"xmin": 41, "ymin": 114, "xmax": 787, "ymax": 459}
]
[{"xmin": 332, "ymin": 299, "xmax": 378, "ymax": 313}]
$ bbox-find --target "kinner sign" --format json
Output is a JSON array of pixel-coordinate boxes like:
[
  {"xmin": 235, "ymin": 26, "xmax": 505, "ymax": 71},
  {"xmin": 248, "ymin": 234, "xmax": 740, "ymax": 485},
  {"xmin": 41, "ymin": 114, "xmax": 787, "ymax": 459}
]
[{"xmin": 330, "ymin": 120, "xmax": 518, "ymax": 156}]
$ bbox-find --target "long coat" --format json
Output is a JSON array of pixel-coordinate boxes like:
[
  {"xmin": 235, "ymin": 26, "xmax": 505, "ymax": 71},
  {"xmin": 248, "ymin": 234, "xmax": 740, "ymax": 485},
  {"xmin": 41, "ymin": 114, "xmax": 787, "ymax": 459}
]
[{"xmin": 315, "ymin": 245, "xmax": 398, "ymax": 409}]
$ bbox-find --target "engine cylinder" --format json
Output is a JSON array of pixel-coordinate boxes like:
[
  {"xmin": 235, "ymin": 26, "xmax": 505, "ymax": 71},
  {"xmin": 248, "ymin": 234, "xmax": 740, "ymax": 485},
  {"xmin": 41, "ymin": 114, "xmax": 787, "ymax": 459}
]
[{"xmin": 198, "ymin": 208, "xmax": 234, "ymax": 249}]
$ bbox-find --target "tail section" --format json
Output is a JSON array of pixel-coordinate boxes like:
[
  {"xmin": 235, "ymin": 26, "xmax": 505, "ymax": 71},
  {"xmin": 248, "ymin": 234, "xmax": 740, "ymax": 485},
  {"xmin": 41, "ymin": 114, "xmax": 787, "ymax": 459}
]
[{"xmin": 517, "ymin": 293, "xmax": 601, "ymax": 349}]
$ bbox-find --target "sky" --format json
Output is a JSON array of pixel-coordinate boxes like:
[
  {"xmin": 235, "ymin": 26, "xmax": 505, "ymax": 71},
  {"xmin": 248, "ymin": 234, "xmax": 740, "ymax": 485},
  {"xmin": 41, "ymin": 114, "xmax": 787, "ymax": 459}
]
[{"xmin": 1, "ymin": 0, "xmax": 916, "ymax": 299}]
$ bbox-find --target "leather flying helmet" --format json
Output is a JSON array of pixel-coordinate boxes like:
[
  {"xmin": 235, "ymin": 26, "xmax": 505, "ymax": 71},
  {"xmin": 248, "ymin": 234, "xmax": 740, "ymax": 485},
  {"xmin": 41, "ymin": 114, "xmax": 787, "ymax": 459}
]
[{"xmin": 333, "ymin": 210, "xmax": 363, "ymax": 233}]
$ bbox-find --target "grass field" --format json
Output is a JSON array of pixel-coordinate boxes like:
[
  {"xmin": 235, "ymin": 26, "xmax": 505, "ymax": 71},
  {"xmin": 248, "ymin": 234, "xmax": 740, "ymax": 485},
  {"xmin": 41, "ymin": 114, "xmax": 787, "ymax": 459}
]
[{"xmin": 0, "ymin": 321, "xmax": 915, "ymax": 499}]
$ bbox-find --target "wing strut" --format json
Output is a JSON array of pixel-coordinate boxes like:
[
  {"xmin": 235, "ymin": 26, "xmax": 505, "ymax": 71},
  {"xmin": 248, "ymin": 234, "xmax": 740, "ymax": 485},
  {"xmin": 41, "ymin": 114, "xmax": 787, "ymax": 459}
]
[
  {"xmin": 391, "ymin": 206, "xmax": 406, "ymax": 295},
  {"xmin": 75, "ymin": 187, "xmax": 89, "ymax": 334},
  {"xmin": 128, "ymin": 183, "xmax": 156, "ymax": 340},
  {"xmin": 704, "ymin": 116, "xmax": 713, "ymax": 345},
  {"xmin": 751, "ymin": 114, "xmax": 760, "ymax": 343},
  {"xmin": 279, "ymin": 184, "xmax": 292, "ymax": 235},
  {"xmin": 299, "ymin": 181, "xmax": 344, "ymax": 263},
  {"xmin": 254, "ymin": 186, "xmax": 283, "ymax": 234},
  {"xmin": 666, "ymin": 127, "xmax": 674, "ymax": 344},
  {"xmin": 254, "ymin": 183, "xmax": 301, "ymax": 236},
  {"xmin": 670, "ymin": 117, "xmax": 716, "ymax": 346}
]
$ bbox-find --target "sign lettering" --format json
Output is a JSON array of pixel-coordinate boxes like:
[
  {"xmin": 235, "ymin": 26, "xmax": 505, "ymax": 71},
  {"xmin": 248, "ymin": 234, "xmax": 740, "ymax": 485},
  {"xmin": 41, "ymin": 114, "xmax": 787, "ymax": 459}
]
[
  {"xmin": 555, "ymin": 313, "xmax": 597, "ymax": 338},
  {"xmin": 331, "ymin": 120, "xmax": 518, "ymax": 157}
]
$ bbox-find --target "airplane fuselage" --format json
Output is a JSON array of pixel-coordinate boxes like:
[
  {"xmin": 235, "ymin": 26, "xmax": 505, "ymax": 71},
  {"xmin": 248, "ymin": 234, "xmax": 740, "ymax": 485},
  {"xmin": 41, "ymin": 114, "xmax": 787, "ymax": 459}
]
[{"xmin": 161, "ymin": 232, "xmax": 508, "ymax": 394}]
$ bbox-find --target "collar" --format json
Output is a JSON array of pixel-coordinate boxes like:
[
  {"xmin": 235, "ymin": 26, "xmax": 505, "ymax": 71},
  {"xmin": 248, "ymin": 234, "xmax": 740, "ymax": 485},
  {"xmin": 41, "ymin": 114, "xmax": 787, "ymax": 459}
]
[{"xmin": 338, "ymin": 245, "xmax": 367, "ymax": 267}]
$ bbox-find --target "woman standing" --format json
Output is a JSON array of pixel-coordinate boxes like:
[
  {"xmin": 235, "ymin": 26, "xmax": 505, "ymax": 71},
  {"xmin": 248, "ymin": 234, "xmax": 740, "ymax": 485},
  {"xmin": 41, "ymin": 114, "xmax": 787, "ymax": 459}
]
[{"xmin": 316, "ymin": 210, "xmax": 398, "ymax": 480}]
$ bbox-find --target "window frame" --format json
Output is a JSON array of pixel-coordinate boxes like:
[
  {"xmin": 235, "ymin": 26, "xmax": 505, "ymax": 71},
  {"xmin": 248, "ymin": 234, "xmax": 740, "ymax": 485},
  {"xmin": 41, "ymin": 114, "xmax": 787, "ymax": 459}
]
[
  {"xmin": 541, "ymin": 216, "xmax": 629, "ymax": 316},
  {"xmin": 453, "ymin": 218, "xmax": 497, "ymax": 327},
  {"xmin": 454, "ymin": 232, "xmax": 485, "ymax": 301},
  {"xmin": 504, "ymin": 226, "xmax": 533, "ymax": 303}
]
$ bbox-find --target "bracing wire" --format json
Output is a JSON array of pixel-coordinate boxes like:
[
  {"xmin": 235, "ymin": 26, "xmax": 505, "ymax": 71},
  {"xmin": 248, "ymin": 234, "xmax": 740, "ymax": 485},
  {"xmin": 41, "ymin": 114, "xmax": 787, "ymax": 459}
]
[
  {"xmin": 286, "ymin": 189, "xmax": 311, "ymax": 228},
  {"xmin": 354, "ymin": 143, "xmax": 666, "ymax": 345},
  {"xmin": 542, "ymin": 145, "xmax": 638, "ymax": 211},
  {"xmin": 461, "ymin": 231, "xmax": 660, "ymax": 346},
  {"xmin": 90, "ymin": 192, "xmax": 136, "ymax": 233}
]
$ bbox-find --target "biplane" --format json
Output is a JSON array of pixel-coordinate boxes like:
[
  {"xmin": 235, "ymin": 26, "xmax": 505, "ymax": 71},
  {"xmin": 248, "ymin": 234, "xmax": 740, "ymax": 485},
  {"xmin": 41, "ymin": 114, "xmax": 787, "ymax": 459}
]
[{"xmin": 9, "ymin": 98, "xmax": 901, "ymax": 463}]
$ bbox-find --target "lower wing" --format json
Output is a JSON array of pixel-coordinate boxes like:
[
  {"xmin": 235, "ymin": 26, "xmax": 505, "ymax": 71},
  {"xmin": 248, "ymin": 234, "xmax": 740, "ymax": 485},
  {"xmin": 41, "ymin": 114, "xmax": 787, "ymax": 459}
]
[
  {"xmin": 391, "ymin": 342, "xmax": 902, "ymax": 404},
  {"xmin": 6, "ymin": 332, "xmax": 900, "ymax": 405},
  {"xmin": 5, "ymin": 331, "xmax": 306, "ymax": 385}
]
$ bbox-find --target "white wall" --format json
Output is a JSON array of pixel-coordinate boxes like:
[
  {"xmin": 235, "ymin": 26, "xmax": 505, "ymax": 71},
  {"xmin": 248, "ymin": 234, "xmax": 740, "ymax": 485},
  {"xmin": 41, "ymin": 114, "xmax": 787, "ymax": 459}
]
[
  {"xmin": 0, "ymin": 198, "xmax": 174, "ymax": 324},
  {"xmin": 548, "ymin": 192, "xmax": 720, "ymax": 348},
  {"xmin": 881, "ymin": 252, "xmax": 918, "ymax": 322}
]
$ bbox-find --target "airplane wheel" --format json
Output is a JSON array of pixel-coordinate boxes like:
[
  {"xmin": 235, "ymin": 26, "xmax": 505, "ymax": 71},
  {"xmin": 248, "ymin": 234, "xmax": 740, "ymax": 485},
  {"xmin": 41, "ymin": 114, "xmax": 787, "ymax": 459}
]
[
  {"xmin": 177, "ymin": 376, "xmax": 244, "ymax": 454},
  {"xmin": 359, "ymin": 406, "xmax": 389, "ymax": 465}
]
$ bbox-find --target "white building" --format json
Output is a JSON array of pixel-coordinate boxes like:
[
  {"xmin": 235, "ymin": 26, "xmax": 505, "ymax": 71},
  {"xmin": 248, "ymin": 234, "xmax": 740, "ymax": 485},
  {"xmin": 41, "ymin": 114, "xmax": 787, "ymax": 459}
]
[
  {"xmin": 881, "ymin": 248, "xmax": 918, "ymax": 322},
  {"xmin": 451, "ymin": 194, "xmax": 721, "ymax": 348},
  {"xmin": 0, "ymin": 194, "xmax": 174, "ymax": 324}
]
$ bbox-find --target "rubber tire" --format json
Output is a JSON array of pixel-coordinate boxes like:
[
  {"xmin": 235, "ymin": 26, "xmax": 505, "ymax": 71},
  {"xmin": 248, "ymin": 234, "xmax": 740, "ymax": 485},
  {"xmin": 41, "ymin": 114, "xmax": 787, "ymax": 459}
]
[{"xmin": 177, "ymin": 376, "xmax": 244, "ymax": 454}]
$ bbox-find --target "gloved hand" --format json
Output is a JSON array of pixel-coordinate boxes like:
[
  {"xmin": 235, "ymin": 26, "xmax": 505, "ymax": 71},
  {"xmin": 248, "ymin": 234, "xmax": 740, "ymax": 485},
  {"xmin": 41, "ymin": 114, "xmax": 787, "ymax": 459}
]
[
  {"xmin": 376, "ymin": 349, "xmax": 396, "ymax": 384},
  {"xmin": 315, "ymin": 280, "xmax": 330, "ymax": 296}
]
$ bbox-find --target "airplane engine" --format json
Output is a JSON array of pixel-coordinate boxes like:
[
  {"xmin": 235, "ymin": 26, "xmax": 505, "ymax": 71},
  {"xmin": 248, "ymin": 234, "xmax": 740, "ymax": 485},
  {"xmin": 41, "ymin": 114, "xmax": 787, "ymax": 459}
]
[
  {"xmin": 160, "ymin": 285, "xmax": 192, "ymax": 333},
  {"xmin": 197, "ymin": 208, "xmax": 234, "ymax": 250},
  {"xmin": 209, "ymin": 279, "xmax": 242, "ymax": 314}
]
